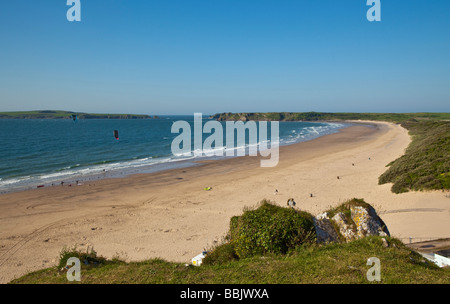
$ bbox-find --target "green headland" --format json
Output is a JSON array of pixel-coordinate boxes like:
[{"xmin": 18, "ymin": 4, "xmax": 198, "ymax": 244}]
[{"xmin": 0, "ymin": 110, "xmax": 152, "ymax": 119}]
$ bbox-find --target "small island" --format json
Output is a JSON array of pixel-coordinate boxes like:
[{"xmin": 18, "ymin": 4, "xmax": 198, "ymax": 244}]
[{"xmin": 0, "ymin": 110, "xmax": 152, "ymax": 119}]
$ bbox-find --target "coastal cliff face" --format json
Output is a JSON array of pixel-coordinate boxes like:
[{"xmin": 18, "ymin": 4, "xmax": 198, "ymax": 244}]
[
  {"xmin": 209, "ymin": 111, "xmax": 385, "ymax": 122},
  {"xmin": 314, "ymin": 200, "xmax": 390, "ymax": 244},
  {"xmin": 210, "ymin": 112, "xmax": 297, "ymax": 121}
]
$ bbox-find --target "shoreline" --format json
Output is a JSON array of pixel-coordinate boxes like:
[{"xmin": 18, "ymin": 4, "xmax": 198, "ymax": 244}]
[
  {"xmin": 0, "ymin": 120, "xmax": 366, "ymax": 197},
  {"xmin": 0, "ymin": 120, "xmax": 351, "ymax": 195},
  {"xmin": 1, "ymin": 120, "xmax": 449, "ymax": 283}
]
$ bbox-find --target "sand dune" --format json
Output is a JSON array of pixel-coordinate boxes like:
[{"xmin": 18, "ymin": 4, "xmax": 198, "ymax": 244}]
[{"xmin": 0, "ymin": 121, "xmax": 449, "ymax": 283}]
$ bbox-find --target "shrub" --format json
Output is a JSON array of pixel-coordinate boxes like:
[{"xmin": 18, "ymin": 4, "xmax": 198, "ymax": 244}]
[
  {"xmin": 230, "ymin": 200, "xmax": 316, "ymax": 259},
  {"xmin": 202, "ymin": 242, "xmax": 239, "ymax": 266},
  {"xmin": 58, "ymin": 246, "xmax": 108, "ymax": 270}
]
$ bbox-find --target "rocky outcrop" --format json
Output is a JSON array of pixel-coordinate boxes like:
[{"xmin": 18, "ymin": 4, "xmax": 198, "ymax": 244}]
[
  {"xmin": 313, "ymin": 200, "xmax": 390, "ymax": 244},
  {"xmin": 313, "ymin": 212, "xmax": 340, "ymax": 243},
  {"xmin": 350, "ymin": 205, "xmax": 390, "ymax": 239},
  {"xmin": 331, "ymin": 212, "xmax": 357, "ymax": 242}
]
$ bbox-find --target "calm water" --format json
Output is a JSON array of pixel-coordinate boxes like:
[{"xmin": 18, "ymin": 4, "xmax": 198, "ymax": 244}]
[{"xmin": 0, "ymin": 116, "xmax": 349, "ymax": 193}]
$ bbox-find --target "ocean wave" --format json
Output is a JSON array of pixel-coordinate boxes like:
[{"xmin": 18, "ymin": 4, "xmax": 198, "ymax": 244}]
[
  {"xmin": 0, "ymin": 121, "xmax": 349, "ymax": 193},
  {"xmin": 280, "ymin": 122, "xmax": 343, "ymax": 145}
]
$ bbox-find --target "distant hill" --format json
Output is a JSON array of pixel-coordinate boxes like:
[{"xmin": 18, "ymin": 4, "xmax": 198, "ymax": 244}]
[
  {"xmin": 0, "ymin": 110, "xmax": 152, "ymax": 119},
  {"xmin": 210, "ymin": 112, "xmax": 450, "ymax": 122}
]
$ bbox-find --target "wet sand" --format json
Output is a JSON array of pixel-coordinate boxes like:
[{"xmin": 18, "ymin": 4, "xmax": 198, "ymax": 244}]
[{"xmin": 1, "ymin": 120, "xmax": 449, "ymax": 283}]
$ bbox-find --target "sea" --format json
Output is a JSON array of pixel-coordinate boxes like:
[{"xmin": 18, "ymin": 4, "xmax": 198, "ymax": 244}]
[{"xmin": 0, "ymin": 116, "xmax": 350, "ymax": 194}]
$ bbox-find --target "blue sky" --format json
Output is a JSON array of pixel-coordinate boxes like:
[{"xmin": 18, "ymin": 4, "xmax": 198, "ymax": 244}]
[{"xmin": 0, "ymin": 0, "xmax": 449, "ymax": 115}]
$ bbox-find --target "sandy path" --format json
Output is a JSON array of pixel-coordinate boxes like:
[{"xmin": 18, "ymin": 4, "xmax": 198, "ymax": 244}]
[{"xmin": 0, "ymin": 121, "xmax": 449, "ymax": 283}]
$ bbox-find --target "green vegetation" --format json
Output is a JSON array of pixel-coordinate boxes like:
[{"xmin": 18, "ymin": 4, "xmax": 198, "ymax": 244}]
[
  {"xmin": 0, "ymin": 110, "xmax": 151, "ymax": 119},
  {"xmin": 325, "ymin": 198, "xmax": 371, "ymax": 219},
  {"xmin": 203, "ymin": 201, "xmax": 313, "ymax": 266},
  {"xmin": 10, "ymin": 237, "xmax": 449, "ymax": 284},
  {"xmin": 379, "ymin": 119, "xmax": 450, "ymax": 193},
  {"xmin": 210, "ymin": 111, "xmax": 450, "ymax": 122},
  {"xmin": 225, "ymin": 200, "xmax": 316, "ymax": 259},
  {"xmin": 10, "ymin": 200, "xmax": 450, "ymax": 284},
  {"xmin": 57, "ymin": 246, "xmax": 122, "ymax": 270}
]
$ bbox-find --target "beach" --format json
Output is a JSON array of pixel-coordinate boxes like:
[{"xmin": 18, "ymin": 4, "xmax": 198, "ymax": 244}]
[{"xmin": 1, "ymin": 121, "xmax": 449, "ymax": 284}]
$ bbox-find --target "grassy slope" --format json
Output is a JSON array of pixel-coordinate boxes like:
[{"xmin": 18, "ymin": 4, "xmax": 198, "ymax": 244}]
[
  {"xmin": 10, "ymin": 237, "xmax": 449, "ymax": 284},
  {"xmin": 379, "ymin": 119, "xmax": 450, "ymax": 193}
]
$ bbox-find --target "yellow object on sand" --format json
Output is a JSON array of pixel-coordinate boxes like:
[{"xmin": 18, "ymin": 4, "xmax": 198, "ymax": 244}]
[{"xmin": 204, "ymin": 187, "xmax": 212, "ymax": 191}]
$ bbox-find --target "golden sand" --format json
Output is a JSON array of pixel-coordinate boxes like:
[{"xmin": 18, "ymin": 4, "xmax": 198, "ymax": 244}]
[{"xmin": 0, "ymin": 121, "xmax": 449, "ymax": 283}]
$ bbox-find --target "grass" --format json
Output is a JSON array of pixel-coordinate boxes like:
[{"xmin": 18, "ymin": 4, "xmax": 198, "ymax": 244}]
[
  {"xmin": 10, "ymin": 237, "xmax": 449, "ymax": 284},
  {"xmin": 10, "ymin": 201, "xmax": 450, "ymax": 284},
  {"xmin": 57, "ymin": 245, "xmax": 122, "ymax": 270},
  {"xmin": 379, "ymin": 119, "xmax": 450, "ymax": 193},
  {"xmin": 325, "ymin": 198, "xmax": 372, "ymax": 219}
]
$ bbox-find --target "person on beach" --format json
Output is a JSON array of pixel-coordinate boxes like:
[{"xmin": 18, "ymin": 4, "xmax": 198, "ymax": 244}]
[{"xmin": 287, "ymin": 198, "xmax": 296, "ymax": 208}]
